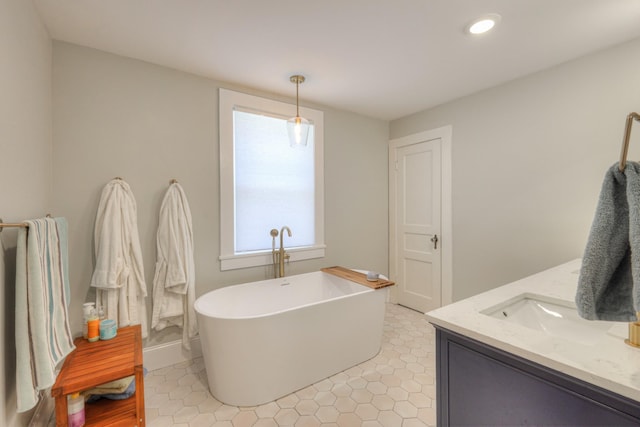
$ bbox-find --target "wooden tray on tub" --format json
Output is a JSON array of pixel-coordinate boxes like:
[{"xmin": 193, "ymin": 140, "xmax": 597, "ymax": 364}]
[{"xmin": 321, "ymin": 266, "xmax": 395, "ymax": 290}]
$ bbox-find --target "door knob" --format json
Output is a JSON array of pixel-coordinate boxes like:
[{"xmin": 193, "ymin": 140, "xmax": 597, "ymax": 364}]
[{"xmin": 431, "ymin": 234, "xmax": 438, "ymax": 250}]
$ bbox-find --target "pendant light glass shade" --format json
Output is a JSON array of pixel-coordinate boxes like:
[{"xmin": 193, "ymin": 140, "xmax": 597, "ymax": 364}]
[
  {"xmin": 287, "ymin": 75, "xmax": 310, "ymax": 147},
  {"xmin": 287, "ymin": 116, "xmax": 310, "ymax": 147}
]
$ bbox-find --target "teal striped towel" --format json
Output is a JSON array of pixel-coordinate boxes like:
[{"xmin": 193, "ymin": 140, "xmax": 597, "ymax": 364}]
[{"xmin": 15, "ymin": 217, "xmax": 75, "ymax": 412}]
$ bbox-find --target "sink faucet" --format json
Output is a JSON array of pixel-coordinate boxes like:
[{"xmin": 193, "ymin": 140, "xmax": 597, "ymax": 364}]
[{"xmin": 278, "ymin": 226, "xmax": 292, "ymax": 278}]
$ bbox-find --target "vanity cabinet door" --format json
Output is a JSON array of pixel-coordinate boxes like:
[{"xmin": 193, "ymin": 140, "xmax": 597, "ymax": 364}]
[{"xmin": 435, "ymin": 328, "xmax": 640, "ymax": 426}]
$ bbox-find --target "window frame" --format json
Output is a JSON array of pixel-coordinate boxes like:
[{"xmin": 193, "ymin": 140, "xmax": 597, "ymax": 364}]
[{"xmin": 219, "ymin": 88, "xmax": 325, "ymax": 271}]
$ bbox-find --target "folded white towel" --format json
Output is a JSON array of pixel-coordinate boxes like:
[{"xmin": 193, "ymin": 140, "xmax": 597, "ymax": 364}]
[
  {"xmin": 86, "ymin": 375, "xmax": 135, "ymax": 395},
  {"xmin": 151, "ymin": 182, "xmax": 197, "ymax": 350},
  {"xmin": 15, "ymin": 218, "xmax": 75, "ymax": 412},
  {"xmin": 91, "ymin": 179, "xmax": 148, "ymax": 338}
]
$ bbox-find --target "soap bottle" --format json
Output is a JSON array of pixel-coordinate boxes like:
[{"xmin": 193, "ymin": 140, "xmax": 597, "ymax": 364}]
[
  {"xmin": 67, "ymin": 392, "xmax": 85, "ymax": 427},
  {"xmin": 87, "ymin": 308, "xmax": 100, "ymax": 343},
  {"xmin": 82, "ymin": 302, "xmax": 95, "ymax": 339}
]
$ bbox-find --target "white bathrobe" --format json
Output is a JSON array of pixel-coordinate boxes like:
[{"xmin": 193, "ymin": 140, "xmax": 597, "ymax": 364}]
[
  {"xmin": 151, "ymin": 182, "xmax": 197, "ymax": 350},
  {"xmin": 91, "ymin": 179, "xmax": 148, "ymax": 338}
]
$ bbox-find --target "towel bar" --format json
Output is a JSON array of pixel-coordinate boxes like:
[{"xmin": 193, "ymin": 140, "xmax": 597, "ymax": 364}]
[
  {"xmin": 0, "ymin": 214, "xmax": 53, "ymax": 232},
  {"xmin": 0, "ymin": 218, "xmax": 28, "ymax": 231},
  {"xmin": 618, "ymin": 112, "xmax": 640, "ymax": 171}
]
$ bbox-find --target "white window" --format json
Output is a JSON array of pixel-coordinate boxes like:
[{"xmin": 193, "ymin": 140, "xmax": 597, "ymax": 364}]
[{"xmin": 219, "ymin": 89, "xmax": 325, "ymax": 271}]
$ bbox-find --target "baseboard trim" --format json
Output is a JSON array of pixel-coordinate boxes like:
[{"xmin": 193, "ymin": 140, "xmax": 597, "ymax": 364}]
[{"xmin": 142, "ymin": 337, "xmax": 202, "ymax": 371}]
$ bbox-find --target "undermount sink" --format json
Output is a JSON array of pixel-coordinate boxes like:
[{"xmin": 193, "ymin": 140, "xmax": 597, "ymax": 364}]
[{"xmin": 481, "ymin": 294, "xmax": 625, "ymax": 346}]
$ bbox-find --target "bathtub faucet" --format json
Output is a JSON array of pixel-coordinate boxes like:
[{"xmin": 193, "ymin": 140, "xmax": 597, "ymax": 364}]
[{"xmin": 276, "ymin": 226, "xmax": 292, "ymax": 278}]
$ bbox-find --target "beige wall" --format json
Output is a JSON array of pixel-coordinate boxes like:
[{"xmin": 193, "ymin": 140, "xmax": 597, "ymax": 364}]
[
  {"xmin": 390, "ymin": 37, "xmax": 640, "ymax": 301},
  {"xmin": 52, "ymin": 42, "xmax": 390, "ymax": 347},
  {"xmin": 0, "ymin": 0, "xmax": 52, "ymax": 425}
]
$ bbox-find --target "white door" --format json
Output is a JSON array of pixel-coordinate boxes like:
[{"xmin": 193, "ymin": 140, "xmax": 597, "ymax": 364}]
[{"xmin": 391, "ymin": 138, "xmax": 442, "ymax": 313}]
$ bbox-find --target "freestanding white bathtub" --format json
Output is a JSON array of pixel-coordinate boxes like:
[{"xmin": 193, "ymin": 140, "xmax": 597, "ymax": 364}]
[{"xmin": 194, "ymin": 270, "xmax": 387, "ymax": 406}]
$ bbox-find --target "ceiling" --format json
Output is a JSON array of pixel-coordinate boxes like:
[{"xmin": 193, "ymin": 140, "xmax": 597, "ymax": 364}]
[{"xmin": 33, "ymin": 0, "xmax": 640, "ymax": 121}]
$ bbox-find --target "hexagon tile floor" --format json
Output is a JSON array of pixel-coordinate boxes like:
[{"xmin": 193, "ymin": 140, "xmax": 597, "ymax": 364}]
[{"xmin": 145, "ymin": 303, "xmax": 436, "ymax": 426}]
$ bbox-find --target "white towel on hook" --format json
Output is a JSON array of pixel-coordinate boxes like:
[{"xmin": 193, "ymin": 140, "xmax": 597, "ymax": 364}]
[
  {"xmin": 91, "ymin": 179, "xmax": 148, "ymax": 338},
  {"xmin": 151, "ymin": 182, "xmax": 197, "ymax": 350},
  {"xmin": 15, "ymin": 217, "xmax": 75, "ymax": 412}
]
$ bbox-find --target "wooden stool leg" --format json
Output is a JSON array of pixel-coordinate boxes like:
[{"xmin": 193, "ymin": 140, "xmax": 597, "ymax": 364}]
[
  {"xmin": 54, "ymin": 394, "xmax": 68, "ymax": 427},
  {"xmin": 135, "ymin": 365, "xmax": 146, "ymax": 426}
]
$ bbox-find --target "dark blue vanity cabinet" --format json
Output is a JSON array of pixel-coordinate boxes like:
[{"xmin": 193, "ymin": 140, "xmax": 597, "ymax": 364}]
[{"xmin": 434, "ymin": 327, "xmax": 640, "ymax": 426}]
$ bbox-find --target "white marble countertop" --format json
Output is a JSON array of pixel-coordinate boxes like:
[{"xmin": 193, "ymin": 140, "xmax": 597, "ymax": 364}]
[{"xmin": 425, "ymin": 259, "xmax": 640, "ymax": 402}]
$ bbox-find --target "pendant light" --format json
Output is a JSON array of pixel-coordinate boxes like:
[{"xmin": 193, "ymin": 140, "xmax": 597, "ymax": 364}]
[{"xmin": 287, "ymin": 75, "xmax": 310, "ymax": 147}]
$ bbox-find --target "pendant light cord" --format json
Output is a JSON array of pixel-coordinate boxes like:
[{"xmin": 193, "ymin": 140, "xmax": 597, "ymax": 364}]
[
  {"xmin": 296, "ymin": 79, "xmax": 300, "ymax": 117},
  {"xmin": 290, "ymin": 75, "xmax": 304, "ymax": 118}
]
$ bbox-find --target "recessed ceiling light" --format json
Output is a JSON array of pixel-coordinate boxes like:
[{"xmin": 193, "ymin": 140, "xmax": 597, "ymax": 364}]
[{"xmin": 466, "ymin": 14, "xmax": 501, "ymax": 35}]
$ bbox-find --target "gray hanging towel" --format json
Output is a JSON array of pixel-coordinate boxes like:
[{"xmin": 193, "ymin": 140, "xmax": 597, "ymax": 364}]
[{"xmin": 576, "ymin": 161, "xmax": 640, "ymax": 321}]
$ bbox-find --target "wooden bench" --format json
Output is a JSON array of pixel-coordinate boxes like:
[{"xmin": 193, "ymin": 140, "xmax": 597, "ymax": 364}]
[{"xmin": 51, "ymin": 325, "xmax": 145, "ymax": 426}]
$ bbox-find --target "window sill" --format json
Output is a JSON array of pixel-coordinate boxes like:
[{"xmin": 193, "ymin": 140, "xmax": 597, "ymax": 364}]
[{"xmin": 219, "ymin": 245, "xmax": 326, "ymax": 271}]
